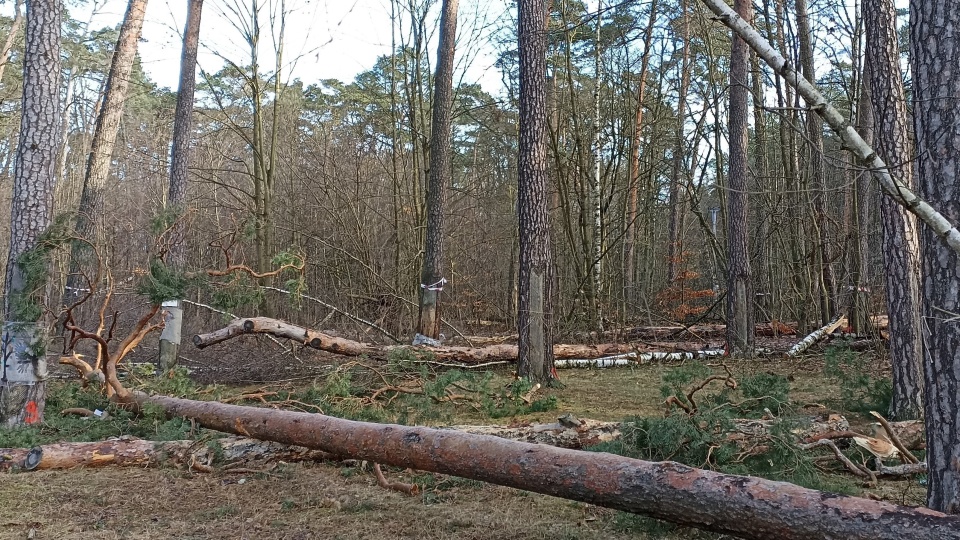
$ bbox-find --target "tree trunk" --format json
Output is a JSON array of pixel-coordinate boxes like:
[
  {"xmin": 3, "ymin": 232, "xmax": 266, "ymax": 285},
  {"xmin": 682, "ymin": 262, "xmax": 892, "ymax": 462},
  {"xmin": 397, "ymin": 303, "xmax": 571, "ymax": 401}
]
[
  {"xmin": 516, "ymin": 0, "xmax": 555, "ymax": 384},
  {"xmin": 865, "ymin": 0, "xmax": 923, "ymax": 422},
  {"xmin": 62, "ymin": 0, "xmax": 148, "ymax": 307},
  {"xmin": 158, "ymin": 0, "xmax": 203, "ymax": 371},
  {"xmin": 667, "ymin": 0, "xmax": 691, "ymax": 283},
  {"xmin": 911, "ymin": 0, "xmax": 960, "ymax": 513},
  {"xmin": 724, "ymin": 0, "xmax": 754, "ymax": 355},
  {"xmin": 848, "ymin": 60, "xmax": 873, "ymax": 336},
  {"xmin": 623, "ymin": 0, "xmax": 658, "ymax": 315},
  {"xmin": 125, "ymin": 394, "xmax": 960, "ymax": 540},
  {"xmin": 417, "ymin": 0, "xmax": 458, "ymax": 341},
  {"xmin": 795, "ymin": 0, "xmax": 835, "ymax": 325},
  {"xmin": 0, "ymin": 0, "xmax": 61, "ymax": 428}
]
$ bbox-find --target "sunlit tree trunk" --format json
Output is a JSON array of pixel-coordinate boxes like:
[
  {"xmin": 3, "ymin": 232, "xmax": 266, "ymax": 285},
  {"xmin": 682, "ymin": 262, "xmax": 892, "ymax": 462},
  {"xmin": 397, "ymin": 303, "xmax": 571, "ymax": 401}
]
[
  {"xmin": 516, "ymin": 0, "xmax": 555, "ymax": 384},
  {"xmin": 158, "ymin": 0, "xmax": 203, "ymax": 371},
  {"xmin": 0, "ymin": 0, "xmax": 61, "ymax": 427},
  {"xmin": 417, "ymin": 0, "xmax": 458, "ymax": 340},
  {"xmin": 62, "ymin": 0, "xmax": 148, "ymax": 307}
]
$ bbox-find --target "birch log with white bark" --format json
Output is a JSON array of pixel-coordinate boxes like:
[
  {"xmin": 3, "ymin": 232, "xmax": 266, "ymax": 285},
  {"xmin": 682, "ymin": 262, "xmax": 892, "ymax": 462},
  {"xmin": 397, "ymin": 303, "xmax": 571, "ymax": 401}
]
[{"xmin": 697, "ymin": 0, "xmax": 960, "ymax": 256}]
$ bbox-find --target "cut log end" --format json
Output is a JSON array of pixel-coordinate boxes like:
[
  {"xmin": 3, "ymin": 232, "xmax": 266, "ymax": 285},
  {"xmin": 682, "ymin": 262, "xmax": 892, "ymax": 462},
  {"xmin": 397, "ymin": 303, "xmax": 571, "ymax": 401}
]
[
  {"xmin": 24, "ymin": 447, "xmax": 41, "ymax": 470},
  {"xmin": 242, "ymin": 320, "xmax": 256, "ymax": 332}
]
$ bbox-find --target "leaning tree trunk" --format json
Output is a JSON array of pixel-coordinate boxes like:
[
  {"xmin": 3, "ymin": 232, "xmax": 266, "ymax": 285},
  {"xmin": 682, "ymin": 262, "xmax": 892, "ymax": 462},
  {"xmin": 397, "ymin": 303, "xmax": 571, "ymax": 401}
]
[
  {"xmin": 724, "ymin": 0, "xmax": 754, "ymax": 355},
  {"xmin": 123, "ymin": 394, "xmax": 960, "ymax": 540},
  {"xmin": 417, "ymin": 0, "xmax": 458, "ymax": 341},
  {"xmin": 158, "ymin": 0, "xmax": 203, "ymax": 371},
  {"xmin": 62, "ymin": 0, "xmax": 148, "ymax": 307},
  {"xmin": 0, "ymin": 0, "xmax": 61, "ymax": 428},
  {"xmin": 865, "ymin": 0, "xmax": 923, "ymax": 422},
  {"xmin": 516, "ymin": 0, "xmax": 555, "ymax": 384},
  {"xmin": 911, "ymin": 0, "xmax": 960, "ymax": 514}
]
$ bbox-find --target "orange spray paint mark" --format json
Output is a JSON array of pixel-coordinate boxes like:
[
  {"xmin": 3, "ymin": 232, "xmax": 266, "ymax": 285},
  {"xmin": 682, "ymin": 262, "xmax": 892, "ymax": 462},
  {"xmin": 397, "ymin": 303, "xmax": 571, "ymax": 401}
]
[{"xmin": 24, "ymin": 401, "xmax": 39, "ymax": 424}]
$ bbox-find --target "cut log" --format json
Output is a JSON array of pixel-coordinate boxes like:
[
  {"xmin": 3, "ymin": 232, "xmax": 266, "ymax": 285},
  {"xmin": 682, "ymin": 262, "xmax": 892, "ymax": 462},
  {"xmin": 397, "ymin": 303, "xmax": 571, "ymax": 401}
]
[
  {"xmin": 786, "ymin": 315, "xmax": 846, "ymax": 357},
  {"xmin": 0, "ymin": 436, "xmax": 335, "ymax": 471},
  {"xmin": 129, "ymin": 393, "xmax": 960, "ymax": 540},
  {"xmin": 192, "ymin": 317, "xmax": 635, "ymax": 364}
]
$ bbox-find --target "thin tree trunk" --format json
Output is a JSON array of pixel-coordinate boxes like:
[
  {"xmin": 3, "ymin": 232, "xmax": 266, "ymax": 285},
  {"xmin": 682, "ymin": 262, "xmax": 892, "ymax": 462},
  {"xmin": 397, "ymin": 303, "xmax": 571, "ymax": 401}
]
[
  {"xmin": 63, "ymin": 0, "xmax": 149, "ymax": 306},
  {"xmin": 158, "ymin": 0, "xmax": 203, "ymax": 371},
  {"xmin": 725, "ymin": 0, "xmax": 754, "ymax": 355},
  {"xmin": 516, "ymin": 0, "xmax": 555, "ymax": 384},
  {"xmin": 623, "ymin": 0, "xmax": 658, "ymax": 316},
  {"xmin": 0, "ymin": 0, "xmax": 61, "ymax": 427},
  {"xmin": 865, "ymin": 0, "xmax": 922, "ymax": 422},
  {"xmin": 0, "ymin": 0, "xmax": 23, "ymax": 84},
  {"xmin": 417, "ymin": 0, "xmax": 458, "ymax": 340},
  {"xmin": 666, "ymin": 0, "xmax": 691, "ymax": 283},
  {"xmin": 848, "ymin": 60, "xmax": 873, "ymax": 335},
  {"xmin": 910, "ymin": 0, "xmax": 960, "ymax": 514}
]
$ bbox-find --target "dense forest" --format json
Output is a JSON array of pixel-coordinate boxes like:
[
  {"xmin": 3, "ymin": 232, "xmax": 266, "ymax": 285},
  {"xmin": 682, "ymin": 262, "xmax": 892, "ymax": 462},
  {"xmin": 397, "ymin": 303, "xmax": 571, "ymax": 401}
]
[{"xmin": 4, "ymin": 0, "xmax": 960, "ymax": 528}]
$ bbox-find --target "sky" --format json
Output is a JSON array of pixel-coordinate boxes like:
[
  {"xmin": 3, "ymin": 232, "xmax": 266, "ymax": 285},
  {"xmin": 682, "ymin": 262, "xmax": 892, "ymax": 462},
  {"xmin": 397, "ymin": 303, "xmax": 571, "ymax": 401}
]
[{"xmin": 2, "ymin": 0, "xmax": 511, "ymax": 94}]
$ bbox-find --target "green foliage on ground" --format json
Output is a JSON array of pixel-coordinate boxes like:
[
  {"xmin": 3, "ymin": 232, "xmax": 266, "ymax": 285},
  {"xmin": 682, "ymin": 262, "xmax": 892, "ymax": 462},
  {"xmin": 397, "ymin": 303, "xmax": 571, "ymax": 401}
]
[{"xmin": 823, "ymin": 345, "xmax": 892, "ymax": 414}]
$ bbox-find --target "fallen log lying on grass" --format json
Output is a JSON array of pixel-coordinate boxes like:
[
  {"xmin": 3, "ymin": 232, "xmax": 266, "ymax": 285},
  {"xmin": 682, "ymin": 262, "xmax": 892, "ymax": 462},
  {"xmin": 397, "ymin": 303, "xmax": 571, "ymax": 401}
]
[
  {"xmin": 0, "ymin": 436, "xmax": 334, "ymax": 472},
  {"xmin": 193, "ymin": 317, "xmax": 637, "ymax": 364},
  {"xmin": 121, "ymin": 393, "xmax": 960, "ymax": 540}
]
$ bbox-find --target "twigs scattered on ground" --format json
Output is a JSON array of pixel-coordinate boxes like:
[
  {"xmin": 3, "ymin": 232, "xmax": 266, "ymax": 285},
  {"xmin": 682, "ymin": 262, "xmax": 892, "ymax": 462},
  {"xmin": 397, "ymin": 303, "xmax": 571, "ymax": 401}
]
[{"xmin": 373, "ymin": 463, "xmax": 419, "ymax": 496}]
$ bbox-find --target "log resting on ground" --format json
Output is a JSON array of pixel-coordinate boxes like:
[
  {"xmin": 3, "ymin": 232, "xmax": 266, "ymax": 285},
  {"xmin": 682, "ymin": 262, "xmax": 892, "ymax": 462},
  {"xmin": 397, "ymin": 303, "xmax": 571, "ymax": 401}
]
[
  {"xmin": 0, "ymin": 436, "xmax": 335, "ymax": 471},
  {"xmin": 129, "ymin": 393, "xmax": 960, "ymax": 540},
  {"xmin": 192, "ymin": 317, "xmax": 635, "ymax": 364}
]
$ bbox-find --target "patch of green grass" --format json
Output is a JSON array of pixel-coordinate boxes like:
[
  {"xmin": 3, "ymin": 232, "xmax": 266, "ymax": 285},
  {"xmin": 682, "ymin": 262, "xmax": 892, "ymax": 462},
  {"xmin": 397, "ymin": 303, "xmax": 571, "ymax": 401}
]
[{"xmin": 824, "ymin": 345, "xmax": 892, "ymax": 414}]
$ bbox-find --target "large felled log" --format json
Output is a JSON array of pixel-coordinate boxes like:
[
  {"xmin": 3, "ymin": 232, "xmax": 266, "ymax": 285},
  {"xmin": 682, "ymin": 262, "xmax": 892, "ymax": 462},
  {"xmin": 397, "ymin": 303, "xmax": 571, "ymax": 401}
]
[
  {"xmin": 0, "ymin": 436, "xmax": 334, "ymax": 471},
  {"xmin": 130, "ymin": 393, "xmax": 960, "ymax": 540},
  {"xmin": 786, "ymin": 315, "xmax": 846, "ymax": 357},
  {"xmin": 192, "ymin": 317, "xmax": 635, "ymax": 364}
]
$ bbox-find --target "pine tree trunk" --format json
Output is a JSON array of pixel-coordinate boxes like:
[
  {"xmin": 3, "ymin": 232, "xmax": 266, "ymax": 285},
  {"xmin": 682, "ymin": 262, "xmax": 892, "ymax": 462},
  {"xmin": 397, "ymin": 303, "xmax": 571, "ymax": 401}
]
[
  {"xmin": 417, "ymin": 0, "xmax": 458, "ymax": 340},
  {"xmin": 724, "ymin": 0, "xmax": 754, "ymax": 355},
  {"xmin": 865, "ymin": 0, "xmax": 923, "ymax": 422},
  {"xmin": 158, "ymin": 0, "xmax": 203, "ymax": 371},
  {"xmin": 911, "ymin": 0, "xmax": 960, "ymax": 513},
  {"xmin": 516, "ymin": 0, "xmax": 555, "ymax": 384},
  {"xmin": 666, "ymin": 0, "xmax": 691, "ymax": 283},
  {"xmin": 62, "ymin": 0, "xmax": 148, "ymax": 306},
  {"xmin": 0, "ymin": 0, "xmax": 61, "ymax": 428}
]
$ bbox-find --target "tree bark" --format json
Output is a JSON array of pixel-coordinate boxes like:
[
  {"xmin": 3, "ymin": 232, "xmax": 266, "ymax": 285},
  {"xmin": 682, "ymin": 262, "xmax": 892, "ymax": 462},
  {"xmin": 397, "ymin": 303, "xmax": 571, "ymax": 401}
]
[
  {"xmin": 865, "ymin": 0, "xmax": 923, "ymax": 422},
  {"xmin": 724, "ymin": 0, "xmax": 754, "ymax": 355},
  {"xmin": 516, "ymin": 0, "xmax": 555, "ymax": 384},
  {"xmin": 125, "ymin": 394, "xmax": 960, "ymax": 540},
  {"xmin": 159, "ymin": 0, "xmax": 203, "ymax": 371},
  {"xmin": 911, "ymin": 0, "xmax": 960, "ymax": 514},
  {"xmin": 848, "ymin": 59, "xmax": 873, "ymax": 336},
  {"xmin": 0, "ymin": 0, "xmax": 61, "ymax": 428},
  {"xmin": 667, "ymin": 0, "xmax": 691, "ymax": 283},
  {"xmin": 417, "ymin": 0, "xmax": 458, "ymax": 340},
  {"xmin": 63, "ymin": 0, "xmax": 148, "ymax": 307}
]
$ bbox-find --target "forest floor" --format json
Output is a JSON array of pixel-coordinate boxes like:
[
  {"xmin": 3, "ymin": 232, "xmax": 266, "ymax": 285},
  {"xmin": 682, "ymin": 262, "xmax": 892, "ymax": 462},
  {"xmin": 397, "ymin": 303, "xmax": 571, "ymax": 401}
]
[{"xmin": 0, "ymin": 331, "xmax": 928, "ymax": 540}]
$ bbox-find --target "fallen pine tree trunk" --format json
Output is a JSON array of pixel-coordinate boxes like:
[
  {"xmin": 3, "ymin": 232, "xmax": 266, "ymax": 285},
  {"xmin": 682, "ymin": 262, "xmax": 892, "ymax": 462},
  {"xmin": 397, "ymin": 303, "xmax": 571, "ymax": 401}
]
[
  {"xmin": 192, "ymin": 317, "xmax": 635, "ymax": 364},
  {"xmin": 0, "ymin": 436, "xmax": 335, "ymax": 471},
  {"xmin": 123, "ymin": 393, "xmax": 960, "ymax": 540},
  {"xmin": 786, "ymin": 315, "xmax": 846, "ymax": 357}
]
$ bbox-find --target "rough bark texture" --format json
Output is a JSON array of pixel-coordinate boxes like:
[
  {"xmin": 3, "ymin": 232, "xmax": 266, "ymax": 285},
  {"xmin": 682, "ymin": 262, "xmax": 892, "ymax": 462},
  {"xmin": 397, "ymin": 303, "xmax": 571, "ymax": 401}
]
[
  {"xmin": 159, "ymin": 0, "xmax": 203, "ymax": 371},
  {"xmin": 63, "ymin": 0, "xmax": 148, "ymax": 306},
  {"xmin": 417, "ymin": 0, "xmax": 458, "ymax": 340},
  {"xmin": 724, "ymin": 0, "xmax": 754, "ymax": 355},
  {"xmin": 0, "ymin": 0, "xmax": 61, "ymax": 428},
  {"xmin": 132, "ymin": 395, "xmax": 960, "ymax": 540},
  {"xmin": 865, "ymin": 0, "xmax": 923, "ymax": 422},
  {"xmin": 848, "ymin": 60, "xmax": 874, "ymax": 336},
  {"xmin": 516, "ymin": 0, "xmax": 555, "ymax": 384},
  {"xmin": 192, "ymin": 317, "xmax": 634, "ymax": 364},
  {"xmin": 911, "ymin": 0, "xmax": 960, "ymax": 513}
]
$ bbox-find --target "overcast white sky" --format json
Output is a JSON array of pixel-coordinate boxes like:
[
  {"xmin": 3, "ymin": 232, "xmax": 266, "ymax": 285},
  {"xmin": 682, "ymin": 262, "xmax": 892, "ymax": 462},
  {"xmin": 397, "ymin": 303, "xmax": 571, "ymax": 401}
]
[{"xmin": 1, "ymin": 0, "xmax": 511, "ymax": 93}]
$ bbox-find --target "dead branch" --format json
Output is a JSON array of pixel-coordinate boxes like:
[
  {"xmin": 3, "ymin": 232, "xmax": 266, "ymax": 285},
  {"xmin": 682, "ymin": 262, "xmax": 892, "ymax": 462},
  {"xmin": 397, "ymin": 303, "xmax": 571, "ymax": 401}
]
[
  {"xmin": 798, "ymin": 439, "xmax": 873, "ymax": 479},
  {"xmin": 373, "ymin": 463, "xmax": 419, "ymax": 496}
]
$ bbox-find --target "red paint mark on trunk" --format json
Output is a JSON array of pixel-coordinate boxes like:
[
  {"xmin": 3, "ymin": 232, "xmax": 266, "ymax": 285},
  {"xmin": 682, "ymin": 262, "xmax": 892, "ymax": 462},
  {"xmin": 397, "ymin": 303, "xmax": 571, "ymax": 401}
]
[{"xmin": 24, "ymin": 401, "xmax": 39, "ymax": 424}]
